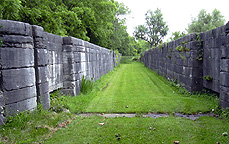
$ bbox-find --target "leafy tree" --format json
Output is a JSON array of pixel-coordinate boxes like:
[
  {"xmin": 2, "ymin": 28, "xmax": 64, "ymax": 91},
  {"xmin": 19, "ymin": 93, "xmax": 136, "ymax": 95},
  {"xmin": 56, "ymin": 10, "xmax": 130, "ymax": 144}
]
[
  {"xmin": 187, "ymin": 9, "xmax": 225, "ymax": 33},
  {"xmin": 169, "ymin": 31, "xmax": 186, "ymax": 41},
  {"xmin": 109, "ymin": 1, "xmax": 131, "ymax": 55},
  {"xmin": 0, "ymin": 0, "xmax": 138, "ymax": 55},
  {"xmin": 134, "ymin": 8, "xmax": 169, "ymax": 48},
  {"xmin": 0, "ymin": 0, "xmax": 22, "ymax": 20}
]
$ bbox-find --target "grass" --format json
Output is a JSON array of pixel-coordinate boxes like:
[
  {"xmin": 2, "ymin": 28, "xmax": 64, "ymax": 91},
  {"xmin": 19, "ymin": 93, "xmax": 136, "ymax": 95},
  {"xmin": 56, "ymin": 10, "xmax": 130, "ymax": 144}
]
[
  {"xmin": 0, "ymin": 105, "xmax": 75, "ymax": 143},
  {"xmin": 64, "ymin": 62, "xmax": 218, "ymax": 114},
  {"xmin": 45, "ymin": 116, "xmax": 229, "ymax": 144},
  {"xmin": 120, "ymin": 56, "xmax": 139, "ymax": 64},
  {"xmin": 0, "ymin": 62, "xmax": 228, "ymax": 143}
]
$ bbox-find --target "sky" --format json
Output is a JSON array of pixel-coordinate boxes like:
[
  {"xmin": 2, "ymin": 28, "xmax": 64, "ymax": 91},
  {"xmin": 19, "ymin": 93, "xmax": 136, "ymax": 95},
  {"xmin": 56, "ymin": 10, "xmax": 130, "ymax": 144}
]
[{"xmin": 116, "ymin": 0, "xmax": 229, "ymax": 40}]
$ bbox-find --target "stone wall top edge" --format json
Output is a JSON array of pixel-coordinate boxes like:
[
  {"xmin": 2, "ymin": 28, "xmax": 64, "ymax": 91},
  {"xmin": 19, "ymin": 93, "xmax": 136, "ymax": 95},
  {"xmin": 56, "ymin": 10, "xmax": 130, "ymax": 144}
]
[{"xmin": 0, "ymin": 20, "xmax": 32, "ymax": 36}]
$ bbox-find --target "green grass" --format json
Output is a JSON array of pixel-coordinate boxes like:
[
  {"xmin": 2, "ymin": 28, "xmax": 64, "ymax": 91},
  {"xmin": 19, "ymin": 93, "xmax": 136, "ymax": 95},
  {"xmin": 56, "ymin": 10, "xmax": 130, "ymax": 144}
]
[
  {"xmin": 0, "ymin": 106, "xmax": 75, "ymax": 143},
  {"xmin": 120, "ymin": 56, "xmax": 138, "ymax": 64},
  {"xmin": 64, "ymin": 62, "xmax": 218, "ymax": 114},
  {"xmin": 0, "ymin": 62, "xmax": 228, "ymax": 143},
  {"xmin": 46, "ymin": 116, "xmax": 229, "ymax": 144}
]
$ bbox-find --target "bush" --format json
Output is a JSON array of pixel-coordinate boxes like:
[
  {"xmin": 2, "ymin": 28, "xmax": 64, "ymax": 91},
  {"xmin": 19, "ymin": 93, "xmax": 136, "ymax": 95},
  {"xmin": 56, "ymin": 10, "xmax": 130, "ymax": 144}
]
[
  {"xmin": 80, "ymin": 76, "xmax": 94, "ymax": 94},
  {"xmin": 49, "ymin": 90, "xmax": 68, "ymax": 113}
]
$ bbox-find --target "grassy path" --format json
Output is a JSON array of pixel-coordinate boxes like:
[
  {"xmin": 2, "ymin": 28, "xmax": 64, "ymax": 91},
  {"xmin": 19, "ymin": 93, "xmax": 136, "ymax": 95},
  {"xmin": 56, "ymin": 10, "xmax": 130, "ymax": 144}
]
[
  {"xmin": 76, "ymin": 62, "xmax": 217, "ymax": 114},
  {"xmin": 1, "ymin": 62, "xmax": 228, "ymax": 144}
]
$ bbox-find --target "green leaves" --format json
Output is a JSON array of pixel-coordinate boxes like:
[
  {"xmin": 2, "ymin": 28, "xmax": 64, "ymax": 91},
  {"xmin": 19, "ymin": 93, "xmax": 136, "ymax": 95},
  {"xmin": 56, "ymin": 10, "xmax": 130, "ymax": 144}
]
[
  {"xmin": 187, "ymin": 9, "xmax": 225, "ymax": 33},
  {"xmin": 134, "ymin": 8, "xmax": 169, "ymax": 48}
]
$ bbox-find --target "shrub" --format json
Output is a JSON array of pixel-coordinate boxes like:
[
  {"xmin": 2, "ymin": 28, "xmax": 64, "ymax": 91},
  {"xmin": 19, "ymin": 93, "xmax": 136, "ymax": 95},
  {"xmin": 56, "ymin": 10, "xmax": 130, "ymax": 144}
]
[{"xmin": 80, "ymin": 76, "xmax": 94, "ymax": 94}]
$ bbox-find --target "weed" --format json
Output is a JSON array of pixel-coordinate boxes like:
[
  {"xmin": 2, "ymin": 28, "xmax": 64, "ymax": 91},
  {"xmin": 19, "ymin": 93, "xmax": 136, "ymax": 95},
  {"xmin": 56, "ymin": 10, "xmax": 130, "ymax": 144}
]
[
  {"xmin": 158, "ymin": 42, "xmax": 164, "ymax": 49},
  {"xmin": 120, "ymin": 56, "xmax": 134, "ymax": 64},
  {"xmin": 203, "ymin": 75, "xmax": 213, "ymax": 81},
  {"xmin": 49, "ymin": 90, "xmax": 68, "ymax": 113},
  {"xmin": 196, "ymin": 33, "xmax": 203, "ymax": 61},
  {"xmin": 0, "ymin": 26, "xmax": 3, "ymax": 47},
  {"xmin": 80, "ymin": 75, "xmax": 94, "ymax": 94}
]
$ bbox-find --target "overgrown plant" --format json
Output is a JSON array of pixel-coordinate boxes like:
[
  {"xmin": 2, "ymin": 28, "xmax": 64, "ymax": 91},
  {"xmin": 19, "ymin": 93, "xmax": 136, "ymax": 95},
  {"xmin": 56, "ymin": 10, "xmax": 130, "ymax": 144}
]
[
  {"xmin": 203, "ymin": 75, "xmax": 213, "ymax": 81},
  {"xmin": 49, "ymin": 90, "xmax": 68, "ymax": 113},
  {"xmin": 0, "ymin": 25, "xmax": 3, "ymax": 46},
  {"xmin": 80, "ymin": 76, "xmax": 94, "ymax": 94},
  {"xmin": 196, "ymin": 34, "xmax": 203, "ymax": 61},
  {"xmin": 176, "ymin": 41, "xmax": 190, "ymax": 52},
  {"xmin": 114, "ymin": 50, "xmax": 120, "ymax": 65},
  {"xmin": 158, "ymin": 42, "xmax": 164, "ymax": 49}
]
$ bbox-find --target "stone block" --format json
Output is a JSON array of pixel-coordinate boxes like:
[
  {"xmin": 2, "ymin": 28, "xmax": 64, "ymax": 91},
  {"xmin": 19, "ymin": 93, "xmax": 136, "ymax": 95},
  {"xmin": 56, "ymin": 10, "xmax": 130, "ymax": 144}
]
[
  {"xmin": 63, "ymin": 81, "xmax": 76, "ymax": 89},
  {"xmin": 220, "ymin": 72, "xmax": 229, "ymax": 87},
  {"xmin": 38, "ymin": 92, "xmax": 50, "ymax": 110},
  {"xmin": 0, "ymin": 20, "xmax": 32, "ymax": 36},
  {"xmin": 4, "ymin": 86, "xmax": 36, "ymax": 105},
  {"xmin": 38, "ymin": 82, "xmax": 49, "ymax": 94},
  {"xmin": 220, "ymin": 59, "xmax": 229, "ymax": 72},
  {"xmin": 63, "ymin": 37, "xmax": 82, "ymax": 46},
  {"xmin": 2, "ymin": 68, "xmax": 35, "ymax": 91},
  {"xmin": 1, "ymin": 35, "xmax": 33, "ymax": 45},
  {"xmin": 219, "ymin": 99, "xmax": 229, "ymax": 109},
  {"xmin": 5, "ymin": 97, "xmax": 37, "ymax": 116},
  {"xmin": 33, "ymin": 38, "xmax": 47, "ymax": 49},
  {"xmin": 76, "ymin": 46, "xmax": 86, "ymax": 52},
  {"xmin": 0, "ymin": 48, "xmax": 34, "ymax": 69},
  {"xmin": 63, "ymin": 73, "xmax": 81, "ymax": 81},
  {"xmin": 221, "ymin": 46, "xmax": 229, "ymax": 58},
  {"xmin": 36, "ymin": 49, "xmax": 48, "ymax": 66},
  {"xmin": 47, "ymin": 33, "xmax": 63, "ymax": 45},
  {"xmin": 32, "ymin": 25, "xmax": 44, "ymax": 38},
  {"xmin": 74, "ymin": 52, "xmax": 82, "ymax": 62},
  {"xmin": 37, "ymin": 66, "xmax": 49, "ymax": 84}
]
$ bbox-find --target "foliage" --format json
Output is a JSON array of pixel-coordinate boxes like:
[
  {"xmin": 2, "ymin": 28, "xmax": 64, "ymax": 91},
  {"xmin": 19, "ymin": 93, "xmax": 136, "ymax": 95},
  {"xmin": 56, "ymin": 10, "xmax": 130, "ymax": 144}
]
[
  {"xmin": 176, "ymin": 45, "xmax": 189, "ymax": 52},
  {"xmin": 134, "ymin": 8, "xmax": 169, "ymax": 48},
  {"xmin": 196, "ymin": 33, "xmax": 203, "ymax": 61},
  {"xmin": 0, "ymin": 104, "xmax": 74, "ymax": 143},
  {"xmin": 0, "ymin": 26, "xmax": 3, "ymax": 47},
  {"xmin": 80, "ymin": 75, "xmax": 94, "ymax": 94},
  {"xmin": 187, "ymin": 9, "xmax": 225, "ymax": 33},
  {"xmin": 158, "ymin": 42, "xmax": 164, "ymax": 49},
  {"xmin": 203, "ymin": 75, "xmax": 213, "ymax": 81},
  {"xmin": 169, "ymin": 31, "xmax": 186, "ymax": 41},
  {"xmin": 120, "ymin": 56, "xmax": 136, "ymax": 64},
  {"xmin": 49, "ymin": 90, "xmax": 68, "ymax": 113}
]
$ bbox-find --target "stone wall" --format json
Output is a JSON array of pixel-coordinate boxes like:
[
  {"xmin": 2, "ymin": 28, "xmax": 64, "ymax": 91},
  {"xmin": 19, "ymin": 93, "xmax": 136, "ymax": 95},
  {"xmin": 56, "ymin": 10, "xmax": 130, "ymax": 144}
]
[
  {"xmin": 141, "ymin": 22, "xmax": 229, "ymax": 109},
  {"xmin": 0, "ymin": 20, "xmax": 120, "ymax": 124}
]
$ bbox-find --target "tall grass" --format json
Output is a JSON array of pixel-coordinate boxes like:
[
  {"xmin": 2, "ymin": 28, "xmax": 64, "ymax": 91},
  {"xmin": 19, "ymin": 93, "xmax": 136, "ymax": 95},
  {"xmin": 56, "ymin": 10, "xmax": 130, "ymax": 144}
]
[{"xmin": 80, "ymin": 76, "xmax": 94, "ymax": 94}]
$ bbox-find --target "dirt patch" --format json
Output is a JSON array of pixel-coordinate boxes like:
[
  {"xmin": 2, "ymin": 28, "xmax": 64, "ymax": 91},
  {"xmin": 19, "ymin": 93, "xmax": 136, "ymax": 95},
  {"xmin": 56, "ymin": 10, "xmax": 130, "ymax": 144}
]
[{"xmin": 76, "ymin": 112, "xmax": 215, "ymax": 120}]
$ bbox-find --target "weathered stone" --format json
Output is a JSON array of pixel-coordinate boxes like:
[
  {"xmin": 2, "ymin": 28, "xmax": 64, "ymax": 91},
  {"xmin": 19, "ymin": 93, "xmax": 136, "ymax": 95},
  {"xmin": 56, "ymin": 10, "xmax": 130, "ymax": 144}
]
[
  {"xmin": 0, "ymin": 20, "xmax": 32, "ymax": 36},
  {"xmin": 5, "ymin": 97, "xmax": 37, "ymax": 116},
  {"xmin": 38, "ymin": 92, "xmax": 50, "ymax": 110},
  {"xmin": 220, "ymin": 72, "xmax": 229, "ymax": 87},
  {"xmin": 32, "ymin": 25, "xmax": 44, "ymax": 38},
  {"xmin": 220, "ymin": 59, "xmax": 229, "ymax": 72},
  {"xmin": 2, "ymin": 68, "xmax": 35, "ymax": 91},
  {"xmin": 37, "ymin": 66, "xmax": 49, "ymax": 84},
  {"xmin": 4, "ymin": 86, "xmax": 36, "ymax": 105},
  {"xmin": 36, "ymin": 49, "xmax": 49, "ymax": 66},
  {"xmin": 0, "ymin": 35, "xmax": 33, "ymax": 44},
  {"xmin": 0, "ymin": 48, "xmax": 34, "ymax": 69}
]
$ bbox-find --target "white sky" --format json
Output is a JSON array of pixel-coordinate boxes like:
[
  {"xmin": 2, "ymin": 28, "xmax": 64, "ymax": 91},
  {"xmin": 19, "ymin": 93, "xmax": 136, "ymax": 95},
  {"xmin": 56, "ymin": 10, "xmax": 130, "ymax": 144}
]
[{"xmin": 116, "ymin": 0, "xmax": 229, "ymax": 41}]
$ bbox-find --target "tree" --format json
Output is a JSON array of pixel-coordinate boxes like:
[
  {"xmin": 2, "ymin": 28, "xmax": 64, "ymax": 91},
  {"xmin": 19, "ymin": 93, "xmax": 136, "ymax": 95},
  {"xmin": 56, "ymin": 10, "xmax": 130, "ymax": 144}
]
[
  {"xmin": 109, "ymin": 1, "xmax": 131, "ymax": 55},
  {"xmin": 134, "ymin": 8, "xmax": 169, "ymax": 48},
  {"xmin": 169, "ymin": 31, "xmax": 186, "ymax": 41},
  {"xmin": 187, "ymin": 9, "xmax": 225, "ymax": 33}
]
